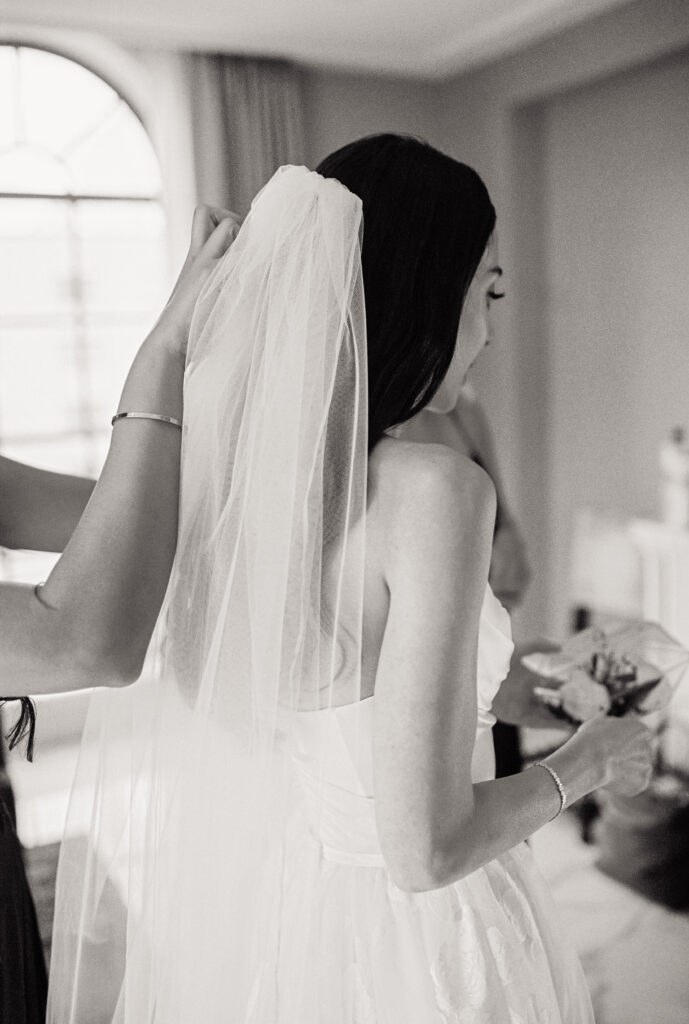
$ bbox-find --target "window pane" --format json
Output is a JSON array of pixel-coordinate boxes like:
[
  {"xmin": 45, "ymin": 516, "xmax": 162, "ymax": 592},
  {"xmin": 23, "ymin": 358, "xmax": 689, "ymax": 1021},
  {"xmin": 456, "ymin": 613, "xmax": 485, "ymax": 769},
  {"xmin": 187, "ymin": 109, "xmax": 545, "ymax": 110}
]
[
  {"xmin": 0, "ymin": 146, "xmax": 71, "ymax": 195},
  {"xmin": 0, "ymin": 46, "xmax": 161, "ymax": 198},
  {"xmin": 0, "ymin": 328, "xmax": 83, "ymax": 438},
  {"xmin": 75, "ymin": 200, "xmax": 168, "ymax": 315},
  {"xmin": 0, "ymin": 199, "xmax": 73, "ymax": 321},
  {"xmin": 83, "ymin": 323, "xmax": 154, "ymax": 418},
  {"xmin": 66, "ymin": 103, "xmax": 162, "ymax": 197},
  {"xmin": 20, "ymin": 47, "xmax": 118, "ymax": 160}
]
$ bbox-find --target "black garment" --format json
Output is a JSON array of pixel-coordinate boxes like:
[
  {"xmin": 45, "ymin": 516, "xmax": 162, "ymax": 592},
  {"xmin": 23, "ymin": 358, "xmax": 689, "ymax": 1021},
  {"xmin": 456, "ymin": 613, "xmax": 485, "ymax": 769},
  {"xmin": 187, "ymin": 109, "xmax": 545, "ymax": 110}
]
[
  {"xmin": 0, "ymin": 727, "xmax": 17, "ymax": 828},
  {"xmin": 0, "ymin": 799, "xmax": 48, "ymax": 1024},
  {"xmin": 493, "ymin": 720, "xmax": 522, "ymax": 778}
]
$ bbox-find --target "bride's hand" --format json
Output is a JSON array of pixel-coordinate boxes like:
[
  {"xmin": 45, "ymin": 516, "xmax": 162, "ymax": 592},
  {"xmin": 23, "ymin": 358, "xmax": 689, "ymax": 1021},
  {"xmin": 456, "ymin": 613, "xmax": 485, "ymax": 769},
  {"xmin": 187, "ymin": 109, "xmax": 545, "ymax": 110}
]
[
  {"xmin": 570, "ymin": 713, "xmax": 655, "ymax": 798},
  {"xmin": 151, "ymin": 205, "xmax": 241, "ymax": 361}
]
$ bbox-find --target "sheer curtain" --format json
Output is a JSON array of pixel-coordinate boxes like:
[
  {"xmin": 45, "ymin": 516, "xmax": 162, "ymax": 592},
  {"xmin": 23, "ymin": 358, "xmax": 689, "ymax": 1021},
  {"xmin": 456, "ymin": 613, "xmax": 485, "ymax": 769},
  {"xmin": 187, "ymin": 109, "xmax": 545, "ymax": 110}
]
[{"xmin": 184, "ymin": 54, "xmax": 306, "ymax": 214}]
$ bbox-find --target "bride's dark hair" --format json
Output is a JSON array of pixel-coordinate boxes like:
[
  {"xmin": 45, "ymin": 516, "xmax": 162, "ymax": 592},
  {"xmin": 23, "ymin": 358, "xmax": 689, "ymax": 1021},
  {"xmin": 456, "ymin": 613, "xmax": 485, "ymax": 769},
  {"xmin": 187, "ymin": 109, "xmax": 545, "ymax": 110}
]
[{"xmin": 316, "ymin": 133, "xmax": 496, "ymax": 451}]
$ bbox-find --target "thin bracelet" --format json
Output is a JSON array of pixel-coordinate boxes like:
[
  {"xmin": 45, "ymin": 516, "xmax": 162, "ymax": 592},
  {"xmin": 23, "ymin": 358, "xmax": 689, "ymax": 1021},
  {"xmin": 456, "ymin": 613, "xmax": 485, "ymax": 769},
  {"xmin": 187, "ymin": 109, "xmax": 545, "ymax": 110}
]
[
  {"xmin": 534, "ymin": 761, "xmax": 567, "ymax": 819},
  {"xmin": 111, "ymin": 412, "xmax": 182, "ymax": 430}
]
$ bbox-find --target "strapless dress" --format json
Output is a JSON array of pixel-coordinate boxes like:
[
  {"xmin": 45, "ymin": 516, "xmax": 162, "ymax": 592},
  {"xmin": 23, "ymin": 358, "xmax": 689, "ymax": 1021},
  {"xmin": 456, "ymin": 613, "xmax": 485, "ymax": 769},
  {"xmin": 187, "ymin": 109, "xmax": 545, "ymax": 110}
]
[{"xmin": 280, "ymin": 585, "xmax": 595, "ymax": 1023}]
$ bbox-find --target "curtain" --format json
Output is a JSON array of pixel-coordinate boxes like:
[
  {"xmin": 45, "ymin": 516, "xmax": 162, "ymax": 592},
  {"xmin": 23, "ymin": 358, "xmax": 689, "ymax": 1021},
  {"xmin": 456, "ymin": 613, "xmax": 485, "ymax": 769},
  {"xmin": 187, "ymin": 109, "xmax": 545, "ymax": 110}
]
[{"xmin": 185, "ymin": 54, "xmax": 306, "ymax": 215}]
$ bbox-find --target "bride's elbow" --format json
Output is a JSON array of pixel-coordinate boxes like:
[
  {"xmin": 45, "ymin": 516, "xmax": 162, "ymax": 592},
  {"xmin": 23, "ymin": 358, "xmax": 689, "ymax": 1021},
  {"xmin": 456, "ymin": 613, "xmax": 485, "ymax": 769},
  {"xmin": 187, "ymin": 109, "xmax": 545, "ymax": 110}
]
[
  {"xmin": 383, "ymin": 840, "xmax": 467, "ymax": 894},
  {"xmin": 389, "ymin": 868, "xmax": 448, "ymax": 894}
]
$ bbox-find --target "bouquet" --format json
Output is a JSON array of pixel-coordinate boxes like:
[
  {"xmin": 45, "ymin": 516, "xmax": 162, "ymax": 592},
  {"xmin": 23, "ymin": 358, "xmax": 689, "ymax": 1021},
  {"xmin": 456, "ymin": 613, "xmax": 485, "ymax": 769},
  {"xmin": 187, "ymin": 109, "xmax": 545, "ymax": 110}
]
[{"xmin": 522, "ymin": 621, "xmax": 689, "ymax": 724}]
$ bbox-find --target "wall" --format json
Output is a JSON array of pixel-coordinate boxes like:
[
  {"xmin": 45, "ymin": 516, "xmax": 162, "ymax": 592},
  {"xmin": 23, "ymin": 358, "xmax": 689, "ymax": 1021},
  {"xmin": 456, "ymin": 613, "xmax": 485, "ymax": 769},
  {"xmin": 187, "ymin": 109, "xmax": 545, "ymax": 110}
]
[
  {"xmin": 301, "ymin": 67, "xmax": 443, "ymax": 167},
  {"xmin": 436, "ymin": 0, "xmax": 689, "ymax": 637},
  {"xmin": 544, "ymin": 51, "xmax": 689, "ymax": 633}
]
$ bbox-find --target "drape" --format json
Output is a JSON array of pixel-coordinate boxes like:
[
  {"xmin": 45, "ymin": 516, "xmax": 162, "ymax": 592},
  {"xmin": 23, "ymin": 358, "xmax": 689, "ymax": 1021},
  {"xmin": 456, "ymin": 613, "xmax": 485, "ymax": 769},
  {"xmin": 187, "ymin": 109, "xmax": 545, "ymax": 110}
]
[{"xmin": 184, "ymin": 54, "xmax": 306, "ymax": 214}]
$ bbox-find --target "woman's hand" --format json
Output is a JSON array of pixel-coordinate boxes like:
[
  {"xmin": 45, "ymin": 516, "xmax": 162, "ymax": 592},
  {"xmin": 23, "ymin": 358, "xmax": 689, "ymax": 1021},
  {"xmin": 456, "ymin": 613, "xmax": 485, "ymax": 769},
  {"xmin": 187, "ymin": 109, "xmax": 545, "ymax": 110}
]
[
  {"xmin": 553, "ymin": 714, "xmax": 655, "ymax": 801},
  {"xmin": 591, "ymin": 715, "xmax": 655, "ymax": 796},
  {"xmin": 151, "ymin": 205, "xmax": 241, "ymax": 361}
]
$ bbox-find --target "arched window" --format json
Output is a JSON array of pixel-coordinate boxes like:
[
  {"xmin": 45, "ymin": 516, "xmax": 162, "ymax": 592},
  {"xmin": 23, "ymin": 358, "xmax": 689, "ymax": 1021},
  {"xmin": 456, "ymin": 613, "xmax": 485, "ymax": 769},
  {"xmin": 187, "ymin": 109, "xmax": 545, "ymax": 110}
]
[{"xmin": 0, "ymin": 44, "xmax": 168, "ymax": 585}]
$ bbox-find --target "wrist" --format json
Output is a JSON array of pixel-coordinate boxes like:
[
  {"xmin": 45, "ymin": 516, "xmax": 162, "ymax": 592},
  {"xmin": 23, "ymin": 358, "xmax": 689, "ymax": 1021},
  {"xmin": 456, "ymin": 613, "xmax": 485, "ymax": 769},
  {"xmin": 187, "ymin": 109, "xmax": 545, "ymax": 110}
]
[
  {"xmin": 546, "ymin": 738, "xmax": 602, "ymax": 805},
  {"xmin": 145, "ymin": 319, "xmax": 188, "ymax": 369},
  {"xmin": 117, "ymin": 332, "xmax": 185, "ymax": 425}
]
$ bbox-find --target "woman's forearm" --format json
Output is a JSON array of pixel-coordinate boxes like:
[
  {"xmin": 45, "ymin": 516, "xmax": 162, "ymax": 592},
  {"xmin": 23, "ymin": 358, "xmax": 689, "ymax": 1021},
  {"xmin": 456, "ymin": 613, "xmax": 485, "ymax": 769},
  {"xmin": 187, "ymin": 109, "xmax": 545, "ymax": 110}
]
[
  {"xmin": 451, "ymin": 397, "xmax": 511, "ymax": 514},
  {"xmin": 433, "ymin": 743, "xmax": 600, "ymax": 887},
  {"xmin": 0, "ymin": 205, "xmax": 239, "ymax": 699},
  {"xmin": 0, "ymin": 328, "xmax": 184, "ymax": 695},
  {"xmin": 0, "ymin": 457, "xmax": 95, "ymax": 553}
]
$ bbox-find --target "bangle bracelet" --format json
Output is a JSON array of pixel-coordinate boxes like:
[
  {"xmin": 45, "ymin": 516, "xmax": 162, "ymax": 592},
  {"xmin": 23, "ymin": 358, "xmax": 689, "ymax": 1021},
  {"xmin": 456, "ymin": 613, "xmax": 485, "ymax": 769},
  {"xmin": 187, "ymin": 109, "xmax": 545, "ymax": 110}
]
[
  {"xmin": 534, "ymin": 761, "xmax": 567, "ymax": 819},
  {"xmin": 111, "ymin": 412, "xmax": 182, "ymax": 430}
]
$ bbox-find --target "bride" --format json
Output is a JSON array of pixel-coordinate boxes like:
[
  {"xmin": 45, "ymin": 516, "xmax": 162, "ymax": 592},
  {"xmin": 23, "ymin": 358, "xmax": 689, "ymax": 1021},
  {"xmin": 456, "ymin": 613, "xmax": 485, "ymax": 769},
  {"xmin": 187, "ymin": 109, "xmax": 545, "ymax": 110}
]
[{"xmin": 48, "ymin": 134, "xmax": 652, "ymax": 1023}]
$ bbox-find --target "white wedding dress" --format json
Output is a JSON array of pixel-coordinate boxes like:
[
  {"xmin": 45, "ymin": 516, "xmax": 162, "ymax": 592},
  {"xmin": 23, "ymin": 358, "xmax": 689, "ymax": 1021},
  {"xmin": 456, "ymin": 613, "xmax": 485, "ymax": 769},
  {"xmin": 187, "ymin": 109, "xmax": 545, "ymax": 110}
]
[
  {"xmin": 48, "ymin": 167, "xmax": 594, "ymax": 1024},
  {"xmin": 281, "ymin": 585, "xmax": 594, "ymax": 1024}
]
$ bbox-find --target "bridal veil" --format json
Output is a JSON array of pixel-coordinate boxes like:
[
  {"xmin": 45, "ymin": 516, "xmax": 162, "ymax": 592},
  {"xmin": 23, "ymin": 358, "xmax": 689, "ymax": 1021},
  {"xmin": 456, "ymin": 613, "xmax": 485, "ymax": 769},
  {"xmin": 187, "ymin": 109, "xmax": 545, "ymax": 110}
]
[{"xmin": 48, "ymin": 166, "xmax": 367, "ymax": 1022}]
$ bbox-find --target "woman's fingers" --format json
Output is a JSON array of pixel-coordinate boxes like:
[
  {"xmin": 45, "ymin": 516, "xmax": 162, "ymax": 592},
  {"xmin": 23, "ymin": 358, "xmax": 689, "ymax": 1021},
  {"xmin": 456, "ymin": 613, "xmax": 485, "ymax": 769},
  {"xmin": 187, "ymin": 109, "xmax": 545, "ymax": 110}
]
[
  {"xmin": 188, "ymin": 205, "xmax": 240, "ymax": 257},
  {"xmin": 206, "ymin": 205, "xmax": 237, "ymax": 228},
  {"xmin": 153, "ymin": 206, "xmax": 243, "ymax": 353},
  {"xmin": 188, "ymin": 206, "xmax": 215, "ymax": 255},
  {"xmin": 204, "ymin": 213, "xmax": 242, "ymax": 260}
]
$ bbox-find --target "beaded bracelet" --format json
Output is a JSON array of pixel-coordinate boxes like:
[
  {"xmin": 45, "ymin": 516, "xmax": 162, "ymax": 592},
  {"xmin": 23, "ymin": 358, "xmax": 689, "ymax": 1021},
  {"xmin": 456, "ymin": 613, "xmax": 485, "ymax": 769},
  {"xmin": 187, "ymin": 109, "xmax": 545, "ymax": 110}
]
[{"xmin": 534, "ymin": 761, "xmax": 567, "ymax": 819}]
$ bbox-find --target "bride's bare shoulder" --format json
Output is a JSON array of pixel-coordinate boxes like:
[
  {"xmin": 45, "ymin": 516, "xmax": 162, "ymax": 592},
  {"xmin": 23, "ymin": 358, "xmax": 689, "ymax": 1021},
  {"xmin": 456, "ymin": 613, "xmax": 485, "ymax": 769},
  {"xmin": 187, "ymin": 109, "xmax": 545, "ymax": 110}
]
[{"xmin": 368, "ymin": 436, "xmax": 496, "ymax": 537}]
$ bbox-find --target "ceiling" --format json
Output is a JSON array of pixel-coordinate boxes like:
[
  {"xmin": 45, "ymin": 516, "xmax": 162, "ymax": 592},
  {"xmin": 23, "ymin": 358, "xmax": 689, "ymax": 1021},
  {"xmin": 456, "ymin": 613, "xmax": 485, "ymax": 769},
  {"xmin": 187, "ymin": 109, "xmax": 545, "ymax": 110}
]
[{"xmin": 0, "ymin": 0, "xmax": 637, "ymax": 78}]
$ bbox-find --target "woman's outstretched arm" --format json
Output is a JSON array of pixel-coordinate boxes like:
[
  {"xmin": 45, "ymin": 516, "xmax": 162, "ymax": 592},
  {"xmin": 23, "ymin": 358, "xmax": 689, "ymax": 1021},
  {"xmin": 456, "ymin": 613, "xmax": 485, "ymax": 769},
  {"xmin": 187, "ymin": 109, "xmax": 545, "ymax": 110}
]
[
  {"xmin": 450, "ymin": 391, "xmax": 531, "ymax": 608},
  {"xmin": 0, "ymin": 458, "xmax": 95, "ymax": 553},
  {"xmin": 0, "ymin": 207, "xmax": 239, "ymax": 697},
  {"xmin": 373, "ymin": 445, "xmax": 653, "ymax": 893}
]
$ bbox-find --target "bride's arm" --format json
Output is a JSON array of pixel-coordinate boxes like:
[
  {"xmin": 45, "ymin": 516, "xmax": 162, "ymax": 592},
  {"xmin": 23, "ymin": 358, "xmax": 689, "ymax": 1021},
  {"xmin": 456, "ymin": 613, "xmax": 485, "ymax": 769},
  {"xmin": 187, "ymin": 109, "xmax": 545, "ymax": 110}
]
[
  {"xmin": 373, "ymin": 446, "xmax": 653, "ymax": 893},
  {"xmin": 0, "ymin": 207, "xmax": 238, "ymax": 697},
  {"xmin": 0, "ymin": 457, "xmax": 95, "ymax": 553}
]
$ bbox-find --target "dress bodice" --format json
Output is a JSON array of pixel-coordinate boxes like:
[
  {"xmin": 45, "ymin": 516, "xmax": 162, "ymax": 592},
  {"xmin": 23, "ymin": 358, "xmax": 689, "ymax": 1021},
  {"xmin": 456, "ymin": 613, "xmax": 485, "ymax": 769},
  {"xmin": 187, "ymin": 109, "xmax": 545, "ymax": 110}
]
[{"xmin": 291, "ymin": 584, "xmax": 514, "ymax": 867}]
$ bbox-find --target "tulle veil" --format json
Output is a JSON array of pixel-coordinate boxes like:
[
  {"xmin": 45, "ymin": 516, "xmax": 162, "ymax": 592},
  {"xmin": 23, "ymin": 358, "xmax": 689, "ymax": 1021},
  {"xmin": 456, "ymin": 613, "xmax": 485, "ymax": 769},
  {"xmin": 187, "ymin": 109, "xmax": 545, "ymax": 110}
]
[{"xmin": 47, "ymin": 165, "xmax": 367, "ymax": 1022}]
